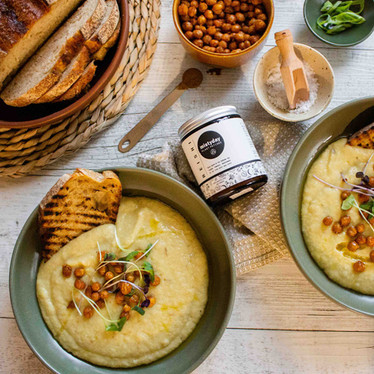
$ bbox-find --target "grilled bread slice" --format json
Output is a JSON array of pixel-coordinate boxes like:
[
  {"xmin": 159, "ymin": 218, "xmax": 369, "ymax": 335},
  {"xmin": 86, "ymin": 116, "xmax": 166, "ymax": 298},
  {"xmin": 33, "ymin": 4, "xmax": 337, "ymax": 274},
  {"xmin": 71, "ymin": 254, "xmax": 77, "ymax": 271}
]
[
  {"xmin": 39, "ymin": 168, "xmax": 122, "ymax": 260},
  {"xmin": 348, "ymin": 123, "xmax": 374, "ymax": 149},
  {"xmin": 1, "ymin": 0, "xmax": 106, "ymax": 106},
  {"xmin": 54, "ymin": 60, "xmax": 97, "ymax": 101}
]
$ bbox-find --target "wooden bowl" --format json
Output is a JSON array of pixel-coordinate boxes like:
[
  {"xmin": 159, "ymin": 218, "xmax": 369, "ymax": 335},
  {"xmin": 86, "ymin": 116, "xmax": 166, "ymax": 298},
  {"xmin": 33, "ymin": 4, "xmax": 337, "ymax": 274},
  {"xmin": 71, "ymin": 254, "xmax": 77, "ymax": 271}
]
[
  {"xmin": 172, "ymin": 0, "xmax": 274, "ymax": 68},
  {"xmin": 0, "ymin": 0, "xmax": 129, "ymax": 129}
]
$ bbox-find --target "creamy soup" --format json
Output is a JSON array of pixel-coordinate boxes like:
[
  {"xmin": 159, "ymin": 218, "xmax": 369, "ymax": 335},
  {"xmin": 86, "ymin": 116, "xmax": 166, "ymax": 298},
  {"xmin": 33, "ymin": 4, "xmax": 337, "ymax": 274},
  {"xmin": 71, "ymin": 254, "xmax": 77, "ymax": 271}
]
[{"xmin": 37, "ymin": 197, "xmax": 209, "ymax": 367}]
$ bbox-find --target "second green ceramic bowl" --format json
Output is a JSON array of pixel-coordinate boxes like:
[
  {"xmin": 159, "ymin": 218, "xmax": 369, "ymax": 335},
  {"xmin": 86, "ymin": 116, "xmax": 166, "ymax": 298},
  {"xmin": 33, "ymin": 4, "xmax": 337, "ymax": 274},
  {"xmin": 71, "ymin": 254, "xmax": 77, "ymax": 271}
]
[
  {"xmin": 304, "ymin": 0, "xmax": 374, "ymax": 46},
  {"xmin": 9, "ymin": 167, "xmax": 236, "ymax": 373},
  {"xmin": 281, "ymin": 97, "xmax": 374, "ymax": 316}
]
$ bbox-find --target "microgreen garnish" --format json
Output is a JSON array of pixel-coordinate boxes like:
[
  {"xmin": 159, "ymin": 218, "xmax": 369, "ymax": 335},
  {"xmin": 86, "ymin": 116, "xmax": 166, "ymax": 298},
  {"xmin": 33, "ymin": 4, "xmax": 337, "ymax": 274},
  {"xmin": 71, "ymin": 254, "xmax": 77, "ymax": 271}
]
[
  {"xmin": 142, "ymin": 262, "xmax": 155, "ymax": 282},
  {"xmin": 104, "ymin": 253, "xmax": 116, "ymax": 261},
  {"xmin": 105, "ymin": 317, "xmax": 127, "ymax": 332},
  {"xmin": 123, "ymin": 251, "xmax": 139, "ymax": 261},
  {"xmin": 71, "ymin": 290, "xmax": 82, "ymax": 316},
  {"xmin": 359, "ymin": 199, "xmax": 374, "ymax": 219},
  {"xmin": 133, "ymin": 305, "xmax": 145, "ymax": 315},
  {"xmin": 341, "ymin": 194, "xmax": 356, "ymax": 210},
  {"xmin": 136, "ymin": 240, "xmax": 159, "ymax": 262}
]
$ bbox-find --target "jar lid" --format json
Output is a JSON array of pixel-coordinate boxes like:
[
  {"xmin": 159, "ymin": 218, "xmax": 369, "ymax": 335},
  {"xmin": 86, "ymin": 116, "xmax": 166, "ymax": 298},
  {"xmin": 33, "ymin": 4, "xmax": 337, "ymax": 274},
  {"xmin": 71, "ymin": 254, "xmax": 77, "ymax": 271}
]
[{"xmin": 178, "ymin": 105, "xmax": 238, "ymax": 139}]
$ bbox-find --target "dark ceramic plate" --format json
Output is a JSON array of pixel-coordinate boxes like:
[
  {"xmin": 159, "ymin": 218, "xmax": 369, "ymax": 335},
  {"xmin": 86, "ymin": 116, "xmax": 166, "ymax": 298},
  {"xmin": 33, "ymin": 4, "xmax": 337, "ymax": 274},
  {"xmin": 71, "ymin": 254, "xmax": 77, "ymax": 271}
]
[
  {"xmin": 281, "ymin": 97, "xmax": 374, "ymax": 316},
  {"xmin": 304, "ymin": 0, "xmax": 374, "ymax": 46},
  {"xmin": 9, "ymin": 168, "xmax": 236, "ymax": 373},
  {"xmin": 0, "ymin": 0, "xmax": 129, "ymax": 129}
]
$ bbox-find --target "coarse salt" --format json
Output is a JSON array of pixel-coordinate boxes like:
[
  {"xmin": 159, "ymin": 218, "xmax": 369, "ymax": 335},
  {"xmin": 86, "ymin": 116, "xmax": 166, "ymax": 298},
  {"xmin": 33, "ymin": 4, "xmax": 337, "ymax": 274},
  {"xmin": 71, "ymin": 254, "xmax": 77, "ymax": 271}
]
[{"xmin": 265, "ymin": 62, "xmax": 319, "ymax": 114}]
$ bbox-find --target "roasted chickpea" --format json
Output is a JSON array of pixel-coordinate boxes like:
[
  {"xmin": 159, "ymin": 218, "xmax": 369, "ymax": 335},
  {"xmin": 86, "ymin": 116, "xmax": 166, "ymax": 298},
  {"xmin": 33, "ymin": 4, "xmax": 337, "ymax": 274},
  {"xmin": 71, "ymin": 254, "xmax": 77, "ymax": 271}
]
[
  {"xmin": 359, "ymin": 194, "xmax": 370, "ymax": 204},
  {"xmin": 207, "ymin": 0, "xmax": 217, "ymax": 5},
  {"xmin": 248, "ymin": 34, "xmax": 260, "ymax": 44},
  {"xmin": 257, "ymin": 13, "xmax": 267, "ymax": 21},
  {"xmin": 119, "ymin": 282, "xmax": 132, "ymax": 295},
  {"xmin": 235, "ymin": 12, "xmax": 245, "ymax": 22},
  {"xmin": 356, "ymin": 235, "xmax": 366, "ymax": 245},
  {"xmin": 243, "ymin": 40, "xmax": 251, "ymax": 48},
  {"xmin": 74, "ymin": 267, "xmax": 85, "ymax": 278},
  {"xmin": 213, "ymin": 19, "xmax": 224, "ymax": 28},
  {"xmin": 346, "ymin": 226, "xmax": 357, "ymax": 237},
  {"xmin": 367, "ymin": 236, "xmax": 374, "ymax": 247},
  {"xmin": 203, "ymin": 34, "xmax": 212, "ymax": 44},
  {"xmin": 199, "ymin": 2, "xmax": 208, "ymax": 12},
  {"xmin": 85, "ymin": 285, "xmax": 93, "ymax": 298},
  {"xmin": 178, "ymin": 3, "xmax": 188, "ymax": 16},
  {"xmin": 212, "ymin": 3, "xmax": 224, "ymax": 14},
  {"xmin": 214, "ymin": 31, "xmax": 223, "ymax": 40},
  {"xmin": 185, "ymin": 30, "xmax": 194, "ymax": 39},
  {"xmin": 204, "ymin": 10, "xmax": 214, "ymax": 19},
  {"xmin": 332, "ymin": 222, "xmax": 343, "ymax": 234},
  {"xmin": 113, "ymin": 264, "xmax": 123, "ymax": 274},
  {"xmin": 254, "ymin": 6, "xmax": 262, "ymax": 15},
  {"xmin": 226, "ymin": 14, "xmax": 236, "ymax": 23},
  {"xmin": 105, "ymin": 271, "xmax": 114, "ymax": 281},
  {"xmin": 182, "ymin": 21, "xmax": 193, "ymax": 31},
  {"xmin": 193, "ymin": 29, "xmax": 204, "ymax": 38},
  {"xmin": 83, "ymin": 306, "xmax": 94, "ymax": 319},
  {"xmin": 129, "ymin": 294, "xmax": 139, "ymax": 305},
  {"xmin": 206, "ymin": 19, "xmax": 214, "ymax": 26},
  {"xmin": 191, "ymin": 0, "xmax": 198, "ymax": 6},
  {"xmin": 96, "ymin": 299, "xmax": 105, "ymax": 309},
  {"xmin": 229, "ymin": 41, "xmax": 237, "ymax": 50},
  {"xmin": 222, "ymin": 33, "xmax": 231, "ymax": 42},
  {"xmin": 353, "ymin": 261, "xmax": 365, "ymax": 273},
  {"xmin": 224, "ymin": 0, "xmax": 231, "ymax": 5},
  {"xmin": 120, "ymin": 311, "xmax": 130, "ymax": 319},
  {"xmin": 254, "ymin": 19, "xmax": 266, "ymax": 31},
  {"xmin": 91, "ymin": 292, "xmax": 100, "ymax": 302},
  {"xmin": 370, "ymin": 250, "xmax": 374, "ymax": 262},
  {"xmin": 207, "ymin": 26, "xmax": 217, "ymax": 35},
  {"xmin": 126, "ymin": 274, "xmax": 135, "ymax": 282},
  {"xmin": 216, "ymin": 46, "xmax": 224, "ymax": 53},
  {"xmin": 340, "ymin": 215, "xmax": 351, "ymax": 227},
  {"xmin": 235, "ymin": 31, "xmax": 245, "ymax": 41},
  {"xmin": 91, "ymin": 282, "xmax": 100, "ymax": 292},
  {"xmin": 218, "ymin": 40, "xmax": 227, "ymax": 48},
  {"xmin": 252, "ymin": 0, "xmax": 263, "ymax": 5},
  {"xmin": 210, "ymin": 39, "xmax": 219, "ymax": 47},
  {"xmin": 231, "ymin": 0, "xmax": 239, "ymax": 7},
  {"xmin": 74, "ymin": 279, "xmax": 85, "ymax": 290},
  {"xmin": 98, "ymin": 265, "xmax": 107, "ymax": 276},
  {"xmin": 348, "ymin": 241, "xmax": 359, "ymax": 251},
  {"xmin": 180, "ymin": 14, "xmax": 190, "ymax": 22},
  {"xmin": 323, "ymin": 216, "xmax": 333, "ymax": 226},
  {"xmin": 151, "ymin": 275, "xmax": 161, "ymax": 286},
  {"xmin": 115, "ymin": 292, "xmax": 125, "ymax": 305},
  {"xmin": 123, "ymin": 304, "xmax": 131, "ymax": 313},
  {"xmin": 222, "ymin": 23, "xmax": 231, "ymax": 31},
  {"xmin": 197, "ymin": 15, "xmax": 206, "ymax": 24},
  {"xmin": 148, "ymin": 296, "xmax": 156, "ymax": 308},
  {"xmin": 231, "ymin": 24, "xmax": 241, "ymax": 33},
  {"xmin": 188, "ymin": 6, "xmax": 197, "ymax": 17},
  {"xmin": 62, "ymin": 264, "xmax": 72, "ymax": 278},
  {"xmin": 240, "ymin": 3, "xmax": 249, "ymax": 11},
  {"xmin": 99, "ymin": 290, "xmax": 109, "ymax": 299},
  {"xmin": 356, "ymin": 223, "xmax": 365, "ymax": 233}
]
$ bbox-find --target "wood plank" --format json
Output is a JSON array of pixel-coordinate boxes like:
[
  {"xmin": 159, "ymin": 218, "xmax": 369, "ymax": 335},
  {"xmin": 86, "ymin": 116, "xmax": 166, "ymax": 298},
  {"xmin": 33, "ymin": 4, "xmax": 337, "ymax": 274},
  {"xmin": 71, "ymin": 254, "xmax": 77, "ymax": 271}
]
[{"xmin": 1, "ymin": 318, "xmax": 373, "ymax": 374}]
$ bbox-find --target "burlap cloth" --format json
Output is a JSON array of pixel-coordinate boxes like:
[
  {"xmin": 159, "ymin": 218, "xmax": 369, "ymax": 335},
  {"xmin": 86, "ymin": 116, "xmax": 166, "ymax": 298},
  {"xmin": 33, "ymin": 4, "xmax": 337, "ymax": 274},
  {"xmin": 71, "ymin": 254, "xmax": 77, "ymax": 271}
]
[{"xmin": 137, "ymin": 119, "xmax": 310, "ymax": 275}]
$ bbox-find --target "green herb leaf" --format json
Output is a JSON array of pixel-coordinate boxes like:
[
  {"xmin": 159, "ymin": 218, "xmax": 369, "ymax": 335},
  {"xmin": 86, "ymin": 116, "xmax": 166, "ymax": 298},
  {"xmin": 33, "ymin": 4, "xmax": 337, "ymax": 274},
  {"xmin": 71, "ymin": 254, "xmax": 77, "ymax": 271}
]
[
  {"xmin": 122, "ymin": 251, "xmax": 139, "ymax": 261},
  {"xmin": 105, "ymin": 317, "xmax": 126, "ymax": 331},
  {"xmin": 133, "ymin": 305, "xmax": 145, "ymax": 315},
  {"xmin": 360, "ymin": 199, "xmax": 374, "ymax": 219},
  {"xmin": 104, "ymin": 252, "xmax": 116, "ymax": 261},
  {"xmin": 126, "ymin": 288, "xmax": 136, "ymax": 297},
  {"xmin": 341, "ymin": 194, "xmax": 356, "ymax": 210},
  {"xmin": 142, "ymin": 261, "xmax": 154, "ymax": 282},
  {"xmin": 145, "ymin": 244, "xmax": 153, "ymax": 257}
]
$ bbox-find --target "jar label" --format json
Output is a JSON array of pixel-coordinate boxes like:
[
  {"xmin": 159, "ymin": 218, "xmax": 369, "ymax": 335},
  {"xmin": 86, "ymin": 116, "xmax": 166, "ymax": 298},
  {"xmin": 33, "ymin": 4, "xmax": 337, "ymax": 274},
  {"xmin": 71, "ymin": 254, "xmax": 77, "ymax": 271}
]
[{"xmin": 181, "ymin": 117, "xmax": 266, "ymax": 199}]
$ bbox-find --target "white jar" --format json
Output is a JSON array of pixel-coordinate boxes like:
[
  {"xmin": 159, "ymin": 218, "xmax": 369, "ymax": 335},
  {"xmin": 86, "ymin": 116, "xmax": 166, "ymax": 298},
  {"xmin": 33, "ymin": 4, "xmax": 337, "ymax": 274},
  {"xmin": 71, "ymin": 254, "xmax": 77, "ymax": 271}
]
[{"xmin": 178, "ymin": 106, "xmax": 267, "ymax": 204}]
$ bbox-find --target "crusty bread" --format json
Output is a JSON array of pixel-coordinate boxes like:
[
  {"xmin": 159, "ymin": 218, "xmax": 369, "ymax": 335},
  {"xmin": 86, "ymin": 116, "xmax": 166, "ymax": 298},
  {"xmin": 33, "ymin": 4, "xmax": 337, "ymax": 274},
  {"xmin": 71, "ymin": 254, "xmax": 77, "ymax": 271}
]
[
  {"xmin": 54, "ymin": 61, "xmax": 97, "ymax": 101},
  {"xmin": 348, "ymin": 124, "xmax": 374, "ymax": 148},
  {"xmin": 1, "ymin": 0, "xmax": 106, "ymax": 106},
  {"xmin": 34, "ymin": 46, "xmax": 91, "ymax": 103},
  {"xmin": 93, "ymin": 20, "xmax": 120, "ymax": 60},
  {"xmin": 85, "ymin": 0, "xmax": 119, "ymax": 54},
  {"xmin": 37, "ymin": 0, "xmax": 119, "ymax": 103},
  {"xmin": 39, "ymin": 168, "xmax": 122, "ymax": 260},
  {"xmin": 0, "ymin": 0, "xmax": 83, "ymax": 90}
]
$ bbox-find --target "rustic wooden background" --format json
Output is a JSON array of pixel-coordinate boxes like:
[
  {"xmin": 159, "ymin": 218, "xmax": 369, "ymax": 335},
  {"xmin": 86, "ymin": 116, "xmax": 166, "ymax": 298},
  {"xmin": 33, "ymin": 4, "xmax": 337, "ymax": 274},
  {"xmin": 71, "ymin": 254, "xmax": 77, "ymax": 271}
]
[{"xmin": 1, "ymin": 0, "xmax": 374, "ymax": 373}]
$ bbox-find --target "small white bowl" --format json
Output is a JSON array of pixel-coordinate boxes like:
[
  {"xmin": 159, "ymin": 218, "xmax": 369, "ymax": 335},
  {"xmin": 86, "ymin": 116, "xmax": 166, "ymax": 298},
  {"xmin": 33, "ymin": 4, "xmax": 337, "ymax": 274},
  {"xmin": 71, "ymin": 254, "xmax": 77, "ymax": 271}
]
[{"xmin": 253, "ymin": 43, "xmax": 334, "ymax": 122}]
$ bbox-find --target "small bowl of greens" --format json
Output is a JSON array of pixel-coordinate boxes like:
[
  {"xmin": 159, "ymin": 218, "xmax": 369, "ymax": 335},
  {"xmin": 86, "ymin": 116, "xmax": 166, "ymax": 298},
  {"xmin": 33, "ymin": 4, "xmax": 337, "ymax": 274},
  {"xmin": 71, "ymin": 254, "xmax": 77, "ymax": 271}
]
[{"xmin": 304, "ymin": 0, "xmax": 374, "ymax": 46}]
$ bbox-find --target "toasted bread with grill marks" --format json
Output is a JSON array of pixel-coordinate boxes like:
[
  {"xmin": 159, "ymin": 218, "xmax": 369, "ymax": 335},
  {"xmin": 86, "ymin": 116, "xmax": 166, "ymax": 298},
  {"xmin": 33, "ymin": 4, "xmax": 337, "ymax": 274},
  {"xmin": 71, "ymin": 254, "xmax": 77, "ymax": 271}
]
[
  {"xmin": 348, "ymin": 123, "xmax": 374, "ymax": 149},
  {"xmin": 39, "ymin": 168, "xmax": 122, "ymax": 260}
]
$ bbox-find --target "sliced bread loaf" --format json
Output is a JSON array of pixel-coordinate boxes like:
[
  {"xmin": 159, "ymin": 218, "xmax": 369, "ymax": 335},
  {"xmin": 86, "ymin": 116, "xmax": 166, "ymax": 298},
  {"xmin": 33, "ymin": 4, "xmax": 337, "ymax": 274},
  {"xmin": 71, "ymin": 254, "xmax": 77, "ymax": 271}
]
[
  {"xmin": 34, "ymin": 46, "xmax": 91, "ymax": 103},
  {"xmin": 0, "ymin": 0, "xmax": 83, "ymax": 90},
  {"xmin": 54, "ymin": 61, "xmax": 97, "ymax": 102},
  {"xmin": 1, "ymin": 0, "xmax": 106, "ymax": 107},
  {"xmin": 36, "ymin": 0, "xmax": 119, "ymax": 103},
  {"xmin": 93, "ymin": 20, "xmax": 120, "ymax": 60}
]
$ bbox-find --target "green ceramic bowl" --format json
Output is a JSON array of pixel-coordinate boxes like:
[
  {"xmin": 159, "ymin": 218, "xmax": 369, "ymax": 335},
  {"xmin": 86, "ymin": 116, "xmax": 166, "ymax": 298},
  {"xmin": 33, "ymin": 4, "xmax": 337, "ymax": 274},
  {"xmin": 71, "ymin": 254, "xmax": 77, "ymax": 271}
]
[
  {"xmin": 9, "ymin": 168, "xmax": 235, "ymax": 373},
  {"xmin": 304, "ymin": 0, "xmax": 374, "ymax": 46},
  {"xmin": 281, "ymin": 96, "xmax": 374, "ymax": 316}
]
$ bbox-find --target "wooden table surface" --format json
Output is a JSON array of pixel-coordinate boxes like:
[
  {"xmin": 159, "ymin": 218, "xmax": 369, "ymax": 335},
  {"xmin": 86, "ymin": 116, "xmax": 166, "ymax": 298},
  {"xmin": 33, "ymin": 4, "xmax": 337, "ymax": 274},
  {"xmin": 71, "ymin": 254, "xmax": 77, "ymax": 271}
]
[{"xmin": 1, "ymin": 0, "xmax": 374, "ymax": 373}]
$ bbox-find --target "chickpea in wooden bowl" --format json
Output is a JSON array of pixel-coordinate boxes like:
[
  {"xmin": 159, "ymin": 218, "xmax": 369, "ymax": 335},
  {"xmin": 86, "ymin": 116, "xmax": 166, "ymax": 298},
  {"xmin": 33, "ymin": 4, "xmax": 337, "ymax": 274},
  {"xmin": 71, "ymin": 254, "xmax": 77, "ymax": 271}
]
[{"xmin": 173, "ymin": 0, "xmax": 274, "ymax": 68}]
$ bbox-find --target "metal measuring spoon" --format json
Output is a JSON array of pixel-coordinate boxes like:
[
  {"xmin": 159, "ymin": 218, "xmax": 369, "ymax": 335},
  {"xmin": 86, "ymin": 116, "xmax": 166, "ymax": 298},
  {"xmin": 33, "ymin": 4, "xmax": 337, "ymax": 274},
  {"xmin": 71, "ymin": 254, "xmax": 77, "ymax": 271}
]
[{"xmin": 118, "ymin": 68, "xmax": 203, "ymax": 153}]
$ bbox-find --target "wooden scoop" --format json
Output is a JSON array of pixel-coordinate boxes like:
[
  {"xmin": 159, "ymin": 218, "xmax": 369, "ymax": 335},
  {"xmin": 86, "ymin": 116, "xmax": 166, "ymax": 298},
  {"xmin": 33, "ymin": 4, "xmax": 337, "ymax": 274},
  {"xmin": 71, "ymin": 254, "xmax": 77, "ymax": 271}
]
[{"xmin": 275, "ymin": 29, "xmax": 310, "ymax": 110}]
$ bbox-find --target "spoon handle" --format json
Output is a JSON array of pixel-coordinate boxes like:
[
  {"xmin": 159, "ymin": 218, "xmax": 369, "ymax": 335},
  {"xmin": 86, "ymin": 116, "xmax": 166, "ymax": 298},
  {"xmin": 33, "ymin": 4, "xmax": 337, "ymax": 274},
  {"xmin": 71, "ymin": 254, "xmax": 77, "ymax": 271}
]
[{"xmin": 118, "ymin": 83, "xmax": 186, "ymax": 153}]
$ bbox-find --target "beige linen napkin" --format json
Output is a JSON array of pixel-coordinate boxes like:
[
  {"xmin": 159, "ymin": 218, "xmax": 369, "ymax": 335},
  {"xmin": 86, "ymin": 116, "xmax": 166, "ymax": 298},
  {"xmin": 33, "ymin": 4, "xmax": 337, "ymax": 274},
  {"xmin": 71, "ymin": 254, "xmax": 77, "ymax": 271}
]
[{"xmin": 137, "ymin": 119, "xmax": 309, "ymax": 275}]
